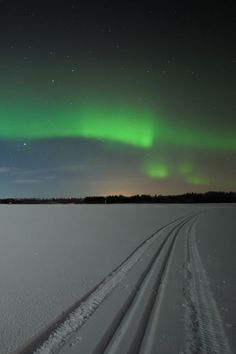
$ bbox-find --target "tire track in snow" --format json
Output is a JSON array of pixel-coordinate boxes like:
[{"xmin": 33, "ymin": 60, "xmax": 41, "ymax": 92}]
[
  {"xmin": 183, "ymin": 217, "xmax": 232, "ymax": 354},
  {"xmin": 13, "ymin": 214, "xmax": 191, "ymax": 354}
]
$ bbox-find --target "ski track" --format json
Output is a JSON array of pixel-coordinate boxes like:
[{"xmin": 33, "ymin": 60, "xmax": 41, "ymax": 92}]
[
  {"xmin": 23, "ymin": 214, "xmax": 191, "ymax": 354},
  {"xmin": 101, "ymin": 214, "xmax": 197, "ymax": 354},
  {"xmin": 183, "ymin": 218, "xmax": 232, "ymax": 354},
  {"xmin": 14, "ymin": 210, "xmax": 232, "ymax": 354}
]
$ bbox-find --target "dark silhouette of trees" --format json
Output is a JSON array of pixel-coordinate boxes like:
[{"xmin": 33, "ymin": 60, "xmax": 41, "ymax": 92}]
[{"xmin": 0, "ymin": 191, "xmax": 235, "ymax": 204}]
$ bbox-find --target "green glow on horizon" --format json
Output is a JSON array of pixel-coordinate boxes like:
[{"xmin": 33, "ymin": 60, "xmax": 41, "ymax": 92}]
[
  {"xmin": 144, "ymin": 162, "xmax": 169, "ymax": 178},
  {"xmin": 187, "ymin": 175, "xmax": 210, "ymax": 185},
  {"xmin": 178, "ymin": 162, "xmax": 193, "ymax": 175}
]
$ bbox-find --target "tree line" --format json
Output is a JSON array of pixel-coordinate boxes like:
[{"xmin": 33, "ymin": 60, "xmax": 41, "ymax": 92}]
[{"xmin": 0, "ymin": 191, "xmax": 235, "ymax": 204}]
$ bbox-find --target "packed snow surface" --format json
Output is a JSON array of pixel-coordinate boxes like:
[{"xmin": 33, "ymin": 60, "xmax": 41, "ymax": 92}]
[{"xmin": 0, "ymin": 204, "xmax": 235, "ymax": 353}]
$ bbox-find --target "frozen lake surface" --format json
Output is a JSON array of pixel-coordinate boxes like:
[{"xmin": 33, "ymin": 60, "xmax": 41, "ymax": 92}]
[{"xmin": 0, "ymin": 204, "xmax": 235, "ymax": 353}]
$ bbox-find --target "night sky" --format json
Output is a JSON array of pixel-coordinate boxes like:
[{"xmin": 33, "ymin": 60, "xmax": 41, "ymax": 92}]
[{"xmin": 0, "ymin": 1, "xmax": 235, "ymax": 197}]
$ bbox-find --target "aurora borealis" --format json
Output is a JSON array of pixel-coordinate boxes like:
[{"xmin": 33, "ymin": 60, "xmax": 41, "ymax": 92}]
[
  {"xmin": 1, "ymin": 102, "xmax": 236, "ymax": 151},
  {"xmin": 0, "ymin": 1, "xmax": 235, "ymax": 197},
  {"xmin": 0, "ymin": 101, "xmax": 154, "ymax": 147}
]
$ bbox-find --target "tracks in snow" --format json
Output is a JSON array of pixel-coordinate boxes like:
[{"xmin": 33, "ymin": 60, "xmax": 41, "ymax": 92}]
[
  {"xmin": 101, "ymin": 215, "xmax": 196, "ymax": 354},
  {"xmin": 33, "ymin": 215, "xmax": 195, "ymax": 354},
  {"xmin": 14, "ymin": 211, "xmax": 232, "ymax": 354},
  {"xmin": 14, "ymin": 214, "xmax": 192, "ymax": 354},
  {"xmin": 13, "ymin": 214, "xmax": 187, "ymax": 354},
  {"xmin": 183, "ymin": 218, "xmax": 232, "ymax": 354}
]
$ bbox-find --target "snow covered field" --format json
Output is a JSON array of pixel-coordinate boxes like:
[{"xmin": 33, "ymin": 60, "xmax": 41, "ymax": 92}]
[{"xmin": 0, "ymin": 205, "xmax": 235, "ymax": 353}]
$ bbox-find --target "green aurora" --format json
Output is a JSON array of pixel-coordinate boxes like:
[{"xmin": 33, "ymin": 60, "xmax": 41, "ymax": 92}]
[
  {"xmin": 0, "ymin": 100, "xmax": 235, "ymax": 187},
  {"xmin": 0, "ymin": 101, "xmax": 235, "ymax": 151},
  {"xmin": 0, "ymin": 103, "xmax": 154, "ymax": 148},
  {"xmin": 77, "ymin": 105, "xmax": 154, "ymax": 148},
  {"xmin": 143, "ymin": 161, "xmax": 210, "ymax": 187},
  {"xmin": 186, "ymin": 175, "xmax": 210, "ymax": 186},
  {"xmin": 144, "ymin": 161, "xmax": 169, "ymax": 178},
  {"xmin": 177, "ymin": 162, "xmax": 194, "ymax": 175}
]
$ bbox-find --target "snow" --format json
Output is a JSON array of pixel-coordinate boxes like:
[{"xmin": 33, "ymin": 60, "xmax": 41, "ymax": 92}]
[{"xmin": 0, "ymin": 204, "xmax": 235, "ymax": 353}]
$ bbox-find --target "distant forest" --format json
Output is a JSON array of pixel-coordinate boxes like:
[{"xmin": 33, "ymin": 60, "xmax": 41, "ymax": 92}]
[{"xmin": 0, "ymin": 192, "xmax": 235, "ymax": 204}]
